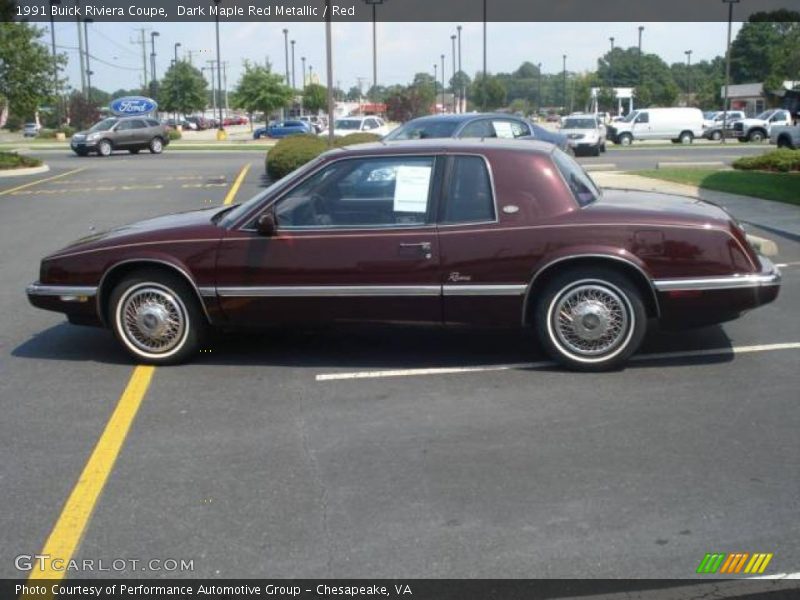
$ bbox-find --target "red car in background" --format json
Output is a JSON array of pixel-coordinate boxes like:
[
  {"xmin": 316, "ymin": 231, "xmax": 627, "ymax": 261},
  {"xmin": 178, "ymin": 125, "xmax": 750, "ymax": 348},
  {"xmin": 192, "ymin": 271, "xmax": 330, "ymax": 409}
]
[{"xmin": 27, "ymin": 139, "xmax": 780, "ymax": 370}]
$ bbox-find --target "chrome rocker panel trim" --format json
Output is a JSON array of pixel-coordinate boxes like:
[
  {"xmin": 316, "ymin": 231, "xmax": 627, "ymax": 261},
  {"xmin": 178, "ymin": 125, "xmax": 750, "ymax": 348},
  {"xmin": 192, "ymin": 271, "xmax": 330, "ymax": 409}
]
[
  {"xmin": 26, "ymin": 283, "xmax": 98, "ymax": 298},
  {"xmin": 653, "ymin": 259, "xmax": 781, "ymax": 292}
]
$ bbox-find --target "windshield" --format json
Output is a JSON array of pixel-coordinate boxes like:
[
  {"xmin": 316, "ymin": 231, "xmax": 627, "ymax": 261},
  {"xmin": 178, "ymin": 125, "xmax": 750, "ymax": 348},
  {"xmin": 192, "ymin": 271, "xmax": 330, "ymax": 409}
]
[
  {"xmin": 88, "ymin": 118, "xmax": 118, "ymax": 132},
  {"xmin": 755, "ymin": 111, "xmax": 773, "ymax": 120},
  {"xmin": 385, "ymin": 120, "xmax": 460, "ymax": 140},
  {"xmin": 219, "ymin": 155, "xmax": 328, "ymax": 228},
  {"xmin": 334, "ymin": 120, "xmax": 362, "ymax": 130},
  {"xmin": 619, "ymin": 111, "xmax": 638, "ymax": 123},
  {"xmin": 562, "ymin": 118, "xmax": 597, "ymax": 129}
]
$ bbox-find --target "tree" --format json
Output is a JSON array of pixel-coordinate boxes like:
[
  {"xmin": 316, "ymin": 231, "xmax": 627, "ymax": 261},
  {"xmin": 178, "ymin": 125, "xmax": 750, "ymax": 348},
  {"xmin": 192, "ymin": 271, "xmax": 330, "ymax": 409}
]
[
  {"xmin": 730, "ymin": 11, "xmax": 800, "ymax": 85},
  {"xmin": 366, "ymin": 85, "xmax": 388, "ymax": 102},
  {"xmin": 302, "ymin": 83, "xmax": 327, "ymax": 114},
  {"xmin": 471, "ymin": 74, "xmax": 506, "ymax": 111},
  {"xmin": 0, "ymin": 22, "xmax": 63, "ymax": 121},
  {"xmin": 385, "ymin": 84, "xmax": 435, "ymax": 122},
  {"xmin": 67, "ymin": 91, "xmax": 99, "ymax": 130},
  {"xmin": 158, "ymin": 61, "xmax": 208, "ymax": 115},
  {"xmin": 345, "ymin": 86, "xmax": 362, "ymax": 102},
  {"xmin": 231, "ymin": 61, "xmax": 293, "ymax": 123},
  {"xmin": 595, "ymin": 87, "xmax": 618, "ymax": 113}
]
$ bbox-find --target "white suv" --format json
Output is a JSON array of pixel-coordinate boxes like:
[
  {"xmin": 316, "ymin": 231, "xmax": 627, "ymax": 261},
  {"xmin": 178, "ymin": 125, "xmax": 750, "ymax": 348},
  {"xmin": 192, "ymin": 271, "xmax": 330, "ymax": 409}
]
[{"xmin": 320, "ymin": 116, "xmax": 389, "ymax": 138}]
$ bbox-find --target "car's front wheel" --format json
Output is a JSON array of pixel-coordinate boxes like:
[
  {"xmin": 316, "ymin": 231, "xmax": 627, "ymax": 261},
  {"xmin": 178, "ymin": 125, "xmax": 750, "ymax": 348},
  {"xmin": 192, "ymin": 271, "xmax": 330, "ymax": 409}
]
[
  {"xmin": 617, "ymin": 133, "xmax": 633, "ymax": 146},
  {"xmin": 110, "ymin": 270, "xmax": 206, "ymax": 365},
  {"xmin": 748, "ymin": 130, "xmax": 765, "ymax": 143},
  {"xmin": 710, "ymin": 130, "xmax": 722, "ymax": 141},
  {"xmin": 97, "ymin": 140, "xmax": 112, "ymax": 156},
  {"xmin": 535, "ymin": 268, "xmax": 647, "ymax": 371},
  {"xmin": 149, "ymin": 137, "xmax": 164, "ymax": 154}
]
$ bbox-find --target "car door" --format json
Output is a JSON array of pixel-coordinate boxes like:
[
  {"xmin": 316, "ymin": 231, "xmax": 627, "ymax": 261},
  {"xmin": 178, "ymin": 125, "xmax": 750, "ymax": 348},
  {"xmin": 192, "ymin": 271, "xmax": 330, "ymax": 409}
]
[
  {"xmin": 436, "ymin": 153, "xmax": 528, "ymax": 326},
  {"xmin": 112, "ymin": 120, "xmax": 136, "ymax": 147},
  {"xmin": 214, "ymin": 154, "xmax": 444, "ymax": 326},
  {"xmin": 129, "ymin": 119, "xmax": 150, "ymax": 147},
  {"xmin": 631, "ymin": 111, "xmax": 651, "ymax": 139}
]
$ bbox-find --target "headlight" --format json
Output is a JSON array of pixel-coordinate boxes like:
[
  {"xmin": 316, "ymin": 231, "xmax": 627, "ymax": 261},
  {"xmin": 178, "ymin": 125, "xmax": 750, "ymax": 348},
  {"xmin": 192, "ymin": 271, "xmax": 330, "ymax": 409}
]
[{"xmin": 86, "ymin": 132, "xmax": 100, "ymax": 141}]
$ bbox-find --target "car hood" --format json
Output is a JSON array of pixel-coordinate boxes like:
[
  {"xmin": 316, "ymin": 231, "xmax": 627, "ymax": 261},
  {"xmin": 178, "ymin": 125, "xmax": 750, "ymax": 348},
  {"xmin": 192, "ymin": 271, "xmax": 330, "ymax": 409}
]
[
  {"xmin": 585, "ymin": 189, "xmax": 735, "ymax": 229},
  {"xmin": 49, "ymin": 206, "xmax": 227, "ymax": 258},
  {"xmin": 560, "ymin": 128, "xmax": 598, "ymax": 136}
]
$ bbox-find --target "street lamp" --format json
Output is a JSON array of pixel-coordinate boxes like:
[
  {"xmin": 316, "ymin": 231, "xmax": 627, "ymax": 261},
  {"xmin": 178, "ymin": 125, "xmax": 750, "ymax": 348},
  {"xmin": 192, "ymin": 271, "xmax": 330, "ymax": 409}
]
[
  {"xmin": 685, "ymin": 49, "xmax": 693, "ymax": 100},
  {"xmin": 722, "ymin": 0, "xmax": 740, "ymax": 144},
  {"xmin": 638, "ymin": 26, "xmax": 644, "ymax": 87},
  {"xmin": 174, "ymin": 42, "xmax": 181, "ymax": 66},
  {"xmin": 537, "ymin": 62, "xmax": 542, "ymax": 114},
  {"xmin": 301, "ymin": 56, "xmax": 306, "ymax": 87},
  {"xmin": 609, "ymin": 36, "xmax": 615, "ymax": 88},
  {"xmin": 49, "ymin": 0, "xmax": 61, "ymax": 124},
  {"xmin": 309, "ymin": 64, "xmax": 314, "ymax": 84},
  {"xmin": 482, "ymin": 0, "xmax": 487, "ymax": 84},
  {"xmin": 441, "ymin": 53, "xmax": 445, "ymax": 113},
  {"xmin": 456, "ymin": 25, "xmax": 462, "ymax": 113},
  {"xmin": 213, "ymin": 0, "xmax": 224, "ymax": 136},
  {"xmin": 84, "ymin": 18, "xmax": 93, "ymax": 104},
  {"xmin": 283, "ymin": 29, "xmax": 290, "ymax": 85},
  {"xmin": 363, "ymin": 0, "xmax": 386, "ymax": 101},
  {"xmin": 150, "ymin": 31, "xmax": 159, "ymax": 90},
  {"xmin": 433, "ymin": 63, "xmax": 438, "ymax": 112},
  {"xmin": 451, "ymin": 34, "xmax": 457, "ymax": 113},
  {"xmin": 562, "ymin": 54, "xmax": 567, "ymax": 113},
  {"xmin": 291, "ymin": 40, "xmax": 296, "ymax": 89}
]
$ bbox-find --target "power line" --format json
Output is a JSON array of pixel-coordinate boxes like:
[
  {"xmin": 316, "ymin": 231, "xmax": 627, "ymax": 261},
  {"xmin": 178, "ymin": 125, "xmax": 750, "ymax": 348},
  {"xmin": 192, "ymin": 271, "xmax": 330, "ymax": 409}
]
[{"xmin": 56, "ymin": 45, "xmax": 141, "ymax": 72}]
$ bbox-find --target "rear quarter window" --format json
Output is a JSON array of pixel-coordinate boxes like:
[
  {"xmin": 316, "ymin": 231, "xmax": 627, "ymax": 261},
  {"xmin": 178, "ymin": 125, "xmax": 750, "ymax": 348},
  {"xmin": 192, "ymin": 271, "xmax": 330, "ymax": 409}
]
[{"xmin": 551, "ymin": 149, "xmax": 600, "ymax": 207}]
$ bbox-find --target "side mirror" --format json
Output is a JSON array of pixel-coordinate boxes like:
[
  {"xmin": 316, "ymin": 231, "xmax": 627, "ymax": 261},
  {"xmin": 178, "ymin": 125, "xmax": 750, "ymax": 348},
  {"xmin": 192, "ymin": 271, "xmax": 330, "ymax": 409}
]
[{"xmin": 256, "ymin": 211, "xmax": 277, "ymax": 236}]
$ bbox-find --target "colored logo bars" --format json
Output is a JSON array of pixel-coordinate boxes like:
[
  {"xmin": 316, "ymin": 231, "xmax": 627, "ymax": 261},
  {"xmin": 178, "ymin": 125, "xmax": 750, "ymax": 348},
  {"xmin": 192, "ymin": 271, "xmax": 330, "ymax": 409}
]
[{"xmin": 696, "ymin": 552, "xmax": 774, "ymax": 574}]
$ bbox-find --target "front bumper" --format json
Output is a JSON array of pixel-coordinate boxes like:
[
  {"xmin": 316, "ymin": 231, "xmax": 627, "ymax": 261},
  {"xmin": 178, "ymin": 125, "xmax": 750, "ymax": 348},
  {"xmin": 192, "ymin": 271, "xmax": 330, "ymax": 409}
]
[
  {"xmin": 71, "ymin": 139, "xmax": 99, "ymax": 151},
  {"xmin": 26, "ymin": 282, "xmax": 102, "ymax": 326}
]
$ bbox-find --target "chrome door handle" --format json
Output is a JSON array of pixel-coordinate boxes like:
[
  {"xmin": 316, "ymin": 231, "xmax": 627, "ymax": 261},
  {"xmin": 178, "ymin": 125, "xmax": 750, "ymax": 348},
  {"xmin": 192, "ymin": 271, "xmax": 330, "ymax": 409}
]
[{"xmin": 399, "ymin": 242, "xmax": 432, "ymax": 259}]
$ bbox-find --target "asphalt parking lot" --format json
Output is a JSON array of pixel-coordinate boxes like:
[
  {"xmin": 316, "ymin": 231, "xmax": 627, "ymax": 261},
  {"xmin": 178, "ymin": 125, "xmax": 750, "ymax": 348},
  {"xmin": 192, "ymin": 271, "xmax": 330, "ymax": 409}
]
[{"xmin": 1, "ymin": 150, "xmax": 799, "ymax": 580}]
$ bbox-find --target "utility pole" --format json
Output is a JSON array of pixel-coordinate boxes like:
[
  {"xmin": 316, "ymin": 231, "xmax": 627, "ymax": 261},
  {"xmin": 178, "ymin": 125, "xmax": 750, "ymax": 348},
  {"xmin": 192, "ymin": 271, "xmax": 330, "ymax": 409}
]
[
  {"xmin": 326, "ymin": 0, "xmax": 335, "ymax": 146},
  {"xmin": 609, "ymin": 37, "xmax": 615, "ymax": 88},
  {"xmin": 83, "ymin": 19, "xmax": 93, "ymax": 104},
  {"xmin": 722, "ymin": 0, "xmax": 740, "ymax": 143},
  {"xmin": 638, "ymin": 26, "xmax": 644, "ymax": 88},
  {"xmin": 150, "ymin": 31, "xmax": 160, "ymax": 98},
  {"xmin": 48, "ymin": 0, "xmax": 59, "ymax": 124},
  {"xmin": 205, "ymin": 61, "xmax": 217, "ymax": 120},
  {"xmin": 76, "ymin": 7, "xmax": 86, "ymax": 95},
  {"xmin": 131, "ymin": 29, "xmax": 149, "ymax": 92},
  {"xmin": 222, "ymin": 61, "xmax": 229, "ymax": 116}
]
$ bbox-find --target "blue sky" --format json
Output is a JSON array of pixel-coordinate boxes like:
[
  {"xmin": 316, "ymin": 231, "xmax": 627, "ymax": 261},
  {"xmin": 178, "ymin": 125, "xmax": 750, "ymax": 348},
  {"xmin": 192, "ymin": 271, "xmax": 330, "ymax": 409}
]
[{"xmin": 47, "ymin": 21, "xmax": 744, "ymax": 94}]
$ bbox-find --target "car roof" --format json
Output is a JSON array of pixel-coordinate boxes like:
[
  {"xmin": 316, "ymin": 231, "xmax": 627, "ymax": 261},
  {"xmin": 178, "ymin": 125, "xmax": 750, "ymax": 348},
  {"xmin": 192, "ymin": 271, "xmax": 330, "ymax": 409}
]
[
  {"xmin": 332, "ymin": 137, "xmax": 556, "ymax": 155},
  {"xmin": 402, "ymin": 113, "xmax": 528, "ymax": 125}
]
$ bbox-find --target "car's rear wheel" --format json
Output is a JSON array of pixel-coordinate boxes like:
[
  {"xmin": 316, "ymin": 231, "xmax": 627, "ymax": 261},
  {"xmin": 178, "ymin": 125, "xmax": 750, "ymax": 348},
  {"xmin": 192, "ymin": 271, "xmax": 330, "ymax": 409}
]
[
  {"xmin": 777, "ymin": 136, "xmax": 794, "ymax": 149},
  {"xmin": 535, "ymin": 268, "xmax": 647, "ymax": 371},
  {"xmin": 679, "ymin": 131, "xmax": 694, "ymax": 144},
  {"xmin": 149, "ymin": 137, "xmax": 164, "ymax": 154},
  {"xmin": 110, "ymin": 270, "xmax": 205, "ymax": 365},
  {"xmin": 591, "ymin": 144, "xmax": 601, "ymax": 157},
  {"xmin": 618, "ymin": 133, "xmax": 633, "ymax": 146},
  {"xmin": 97, "ymin": 140, "xmax": 112, "ymax": 157}
]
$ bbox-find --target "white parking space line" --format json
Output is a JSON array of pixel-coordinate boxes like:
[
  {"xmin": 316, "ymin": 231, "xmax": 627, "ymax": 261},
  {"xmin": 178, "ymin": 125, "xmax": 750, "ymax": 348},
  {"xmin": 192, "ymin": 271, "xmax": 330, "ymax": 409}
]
[{"xmin": 315, "ymin": 342, "xmax": 800, "ymax": 382}]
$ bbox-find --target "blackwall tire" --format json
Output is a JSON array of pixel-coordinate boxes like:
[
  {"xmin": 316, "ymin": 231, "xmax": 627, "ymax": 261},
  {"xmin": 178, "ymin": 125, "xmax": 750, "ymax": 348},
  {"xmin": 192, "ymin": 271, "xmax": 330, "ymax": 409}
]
[
  {"xmin": 109, "ymin": 270, "xmax": 205, "ymax": 365},
  {"xmin": 535, "ymin": 268, "xmax": 647, "ymax": 372}
]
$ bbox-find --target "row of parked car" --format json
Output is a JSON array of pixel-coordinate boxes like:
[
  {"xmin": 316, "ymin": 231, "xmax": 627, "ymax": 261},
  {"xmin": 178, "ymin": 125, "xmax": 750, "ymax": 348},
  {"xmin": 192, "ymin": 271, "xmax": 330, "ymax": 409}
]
[{"xmin": 163, "ymin": 115, "xmax": 249, "ymax": 130}]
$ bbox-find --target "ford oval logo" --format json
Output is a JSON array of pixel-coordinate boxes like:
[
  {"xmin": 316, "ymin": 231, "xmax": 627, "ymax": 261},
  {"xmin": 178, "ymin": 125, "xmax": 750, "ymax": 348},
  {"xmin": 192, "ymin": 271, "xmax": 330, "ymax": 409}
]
[{"xmin": 109, "ymin": 96, "xmax": 158, "ymax": 117}]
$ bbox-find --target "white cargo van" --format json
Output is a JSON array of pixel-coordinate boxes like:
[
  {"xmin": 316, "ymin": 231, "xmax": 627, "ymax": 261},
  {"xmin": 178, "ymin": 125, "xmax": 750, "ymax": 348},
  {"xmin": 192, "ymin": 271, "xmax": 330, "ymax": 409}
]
[{"xmin": 607, "ymin": 107, "xmax": 704, "ymax": 145}]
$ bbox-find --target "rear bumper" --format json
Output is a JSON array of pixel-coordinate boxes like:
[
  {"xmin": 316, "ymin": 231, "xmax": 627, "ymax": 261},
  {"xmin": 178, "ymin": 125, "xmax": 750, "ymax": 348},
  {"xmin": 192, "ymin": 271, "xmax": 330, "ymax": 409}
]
[{"xmin": 654, "ymin": 256, "xmax": 780, "ymax": 328}]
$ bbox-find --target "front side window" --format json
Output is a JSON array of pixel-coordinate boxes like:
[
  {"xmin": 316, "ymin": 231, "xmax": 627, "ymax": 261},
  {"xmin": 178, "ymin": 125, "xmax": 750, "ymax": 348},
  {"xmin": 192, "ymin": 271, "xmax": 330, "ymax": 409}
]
[
  {"xmin": 441, "ymin": 156, "xmax": 495, "ymax": 224},
  {"xmin": 275, "ymin": 156, "xmax": 435, "ymax": 229},
  {"xmin": 635, "ymin": 112, "xmax": 649, "ymax": 124},
  {"xmin": 551, "ymin": 149, "xmax": 600, "ymax": 208}
]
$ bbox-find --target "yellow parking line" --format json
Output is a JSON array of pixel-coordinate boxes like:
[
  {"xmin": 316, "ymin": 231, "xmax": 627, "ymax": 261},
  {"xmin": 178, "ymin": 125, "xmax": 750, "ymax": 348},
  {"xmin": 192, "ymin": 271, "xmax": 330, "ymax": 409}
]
[
  {"xmin": 28, "ymin": 366, "xmax": 155, "ymax": 582},
  {"xmin": 223, "ymin": 163, "xmax": 252, "ymax": 205},
  {"xmin": 0, "ymin": 166, "xmax": 87, "ymax": 197}
]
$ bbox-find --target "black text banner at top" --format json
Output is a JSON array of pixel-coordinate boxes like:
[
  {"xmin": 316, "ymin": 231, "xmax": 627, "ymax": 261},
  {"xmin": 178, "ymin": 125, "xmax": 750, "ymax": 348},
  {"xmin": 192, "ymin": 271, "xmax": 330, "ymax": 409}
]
[{"xmin": 9, "ymin": 0, "xmax": 800, "ymax": 23}]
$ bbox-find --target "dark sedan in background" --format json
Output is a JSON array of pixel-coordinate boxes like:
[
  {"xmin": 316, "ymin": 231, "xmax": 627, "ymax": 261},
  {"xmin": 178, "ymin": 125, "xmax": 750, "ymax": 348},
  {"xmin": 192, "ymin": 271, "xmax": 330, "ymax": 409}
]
[
  {"xmin": 384, "ymin": 113, "xmax": 570, "ymax": 152},
  {"xmin": 27, "ymin": 139, "xmax": 779, "ymax": 371},
  {"xmin": 253, "ymin": 120, "xmax": 314, "ymax": 139}
]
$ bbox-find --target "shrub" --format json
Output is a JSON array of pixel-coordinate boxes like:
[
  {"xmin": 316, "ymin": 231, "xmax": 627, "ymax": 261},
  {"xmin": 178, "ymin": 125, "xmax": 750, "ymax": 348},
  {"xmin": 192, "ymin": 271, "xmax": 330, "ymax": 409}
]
[
  {"xmin": 265, "ymin": 134, "xmax": 328, "ymax": 180},
  {"xmin": 333, "ymin": 132, "xmax": 382, "ymax": 147},
  {"xmin": 36, "ymin": 126, "xmax": 76, "ymax": 139},
  {"xmin": 0, "ymin": 152, "xmax": 43, "ymax": 170},
  {"xmin": 167, "ymin": 128, "xmax": 182, "ymax": 141},
  {"xmin": 265, "ymin": 132, "xmax": 384, "ymax": 180},
  {"xmin": 733, "ymin": 149, "xmax": 800, "ymax": 173}
]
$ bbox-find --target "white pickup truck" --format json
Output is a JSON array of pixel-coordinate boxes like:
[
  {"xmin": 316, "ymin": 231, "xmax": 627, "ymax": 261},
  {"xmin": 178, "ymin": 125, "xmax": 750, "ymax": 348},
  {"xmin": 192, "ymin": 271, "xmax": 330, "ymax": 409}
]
[
  {"xmin": 727, "ymin": 108, "xmax": 793, "ymax": 143},
  {"xmin": 770, "ymin": 121, "xmax": 800, "ymax": 149}
]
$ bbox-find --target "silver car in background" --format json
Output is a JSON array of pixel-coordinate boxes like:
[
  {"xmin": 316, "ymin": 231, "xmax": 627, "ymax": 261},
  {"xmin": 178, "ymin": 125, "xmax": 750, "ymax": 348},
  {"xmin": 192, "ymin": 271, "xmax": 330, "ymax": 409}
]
[{"xmin": 560, "ymin": 115, "xmax": 607, "ymax": 156}]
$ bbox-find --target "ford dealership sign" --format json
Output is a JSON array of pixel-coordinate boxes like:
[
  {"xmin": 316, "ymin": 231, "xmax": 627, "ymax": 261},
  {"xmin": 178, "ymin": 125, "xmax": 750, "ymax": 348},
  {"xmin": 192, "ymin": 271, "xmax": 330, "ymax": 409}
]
[{"xmin": 109, "ymin": 96, "xmax": 158, "ymax": 117}]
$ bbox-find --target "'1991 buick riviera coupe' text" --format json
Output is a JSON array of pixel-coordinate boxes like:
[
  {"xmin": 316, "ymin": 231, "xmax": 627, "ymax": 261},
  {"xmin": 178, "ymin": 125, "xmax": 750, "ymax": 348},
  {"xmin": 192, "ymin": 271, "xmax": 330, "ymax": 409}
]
[{"xmin": 27, "ymin": 139, "xmax": 780, "ymax": 371}]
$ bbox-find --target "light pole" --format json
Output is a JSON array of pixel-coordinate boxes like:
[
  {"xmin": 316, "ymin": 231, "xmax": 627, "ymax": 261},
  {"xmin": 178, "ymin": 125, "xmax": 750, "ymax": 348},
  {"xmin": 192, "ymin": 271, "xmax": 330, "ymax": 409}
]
[
  {"xmin": 433, "ymin": 63, "xmax": 438, "ymax": 112},
  {"xmin": 482, "ymin": 0, "xmax": 487, "ymax": 83},
  {"xmin": 638, "ymin": 26, "xmax": 644, "ymax": 87},
  {"xmin": 325, "ymin": 0, "xmax": 335, "ymax": 146},
  {"xmin": 451, "ymin": 34, "xmax": 457, "ymax": 113},
  {"xmin": 364, "ymin": 0, "xmax": 385, "ymax": 100},
  {"xmin": 174, "ymin": 42, "xmax": 181, "ymax": 66},
  {"xmin": 685, "ymin": 49, "xmax": 693, "ymax": 101},
  {"xmin": 83, "ymin": 18, "xmax": 93, "ymax": 104},
  {"xmin": 150, "ymin": 30, "xmax": 159, "ymax": 96},
  {"xmin": 301, "ymin": 56, "xmax": 306, "ymax": 87},
  {"xmin": 291, "ymin": 40, "xmax": 296, "ymax": 89},
  {"xmin": 609, "ymin": 36, "xmax": 615, "ymax": 87},
  {"xmin": 282, "ymin": 29, "xmax": 290, "ymax": 85},
  {"xmin": 562, "ymin": 54, "xmax": 567, "ymax": 113},
  {"xmin": 49, "ymin": 0, "xmax": 61, "ymax": 124},
  {"xmin": 537, "ymin": 62, "xmax": 542, "ymax": 114},
  {"xmin": 456, "ymin": 25, "xmax": 462, "ymax": 113},
  {"xmin": 441, "ymin": 54, "xmax": 445, "ymax": 113},
  {"xmin": 309, "ymin": 64, "xmax": 314, "ymax": 84},
  {"xmin": 213, "ymin": 0, "xmax": 224, "ymax": 136},
  {"xmin": 722, "ymin": 0, "xmax": 740, "ymax": 143}
]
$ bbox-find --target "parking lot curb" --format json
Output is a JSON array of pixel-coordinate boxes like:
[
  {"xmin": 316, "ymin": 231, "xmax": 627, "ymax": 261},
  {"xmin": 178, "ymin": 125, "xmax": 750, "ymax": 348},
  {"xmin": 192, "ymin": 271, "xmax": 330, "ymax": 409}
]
[
  {"xmin": 656, "ymin": 161, "xmax": 727, "ymax": 169},
  {"xmin": 0, "ymin": 164, "xmax": 50, "ymax": 178}
]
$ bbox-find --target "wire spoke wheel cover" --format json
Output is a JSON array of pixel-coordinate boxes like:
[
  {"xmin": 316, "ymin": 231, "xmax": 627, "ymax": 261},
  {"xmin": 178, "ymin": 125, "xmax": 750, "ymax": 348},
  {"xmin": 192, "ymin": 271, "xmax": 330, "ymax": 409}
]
[
  {"xmin": 117, "ymin": 284, "xmax": 188, "ymax": 356},
  {"xmin": 548, "ymin": 280, "xmax": 634, "ymax": 362}
]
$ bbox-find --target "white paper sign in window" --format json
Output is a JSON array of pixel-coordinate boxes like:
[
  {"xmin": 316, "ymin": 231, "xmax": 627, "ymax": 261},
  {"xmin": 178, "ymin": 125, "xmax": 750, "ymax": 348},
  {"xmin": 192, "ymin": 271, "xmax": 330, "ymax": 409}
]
[
  {"xmin": 493, "ymin": 121, "xmax": 515, "ymax": 139},
  {"xmin": 393, "ymin": 165, "xmax": 431, "ymax": 213}
]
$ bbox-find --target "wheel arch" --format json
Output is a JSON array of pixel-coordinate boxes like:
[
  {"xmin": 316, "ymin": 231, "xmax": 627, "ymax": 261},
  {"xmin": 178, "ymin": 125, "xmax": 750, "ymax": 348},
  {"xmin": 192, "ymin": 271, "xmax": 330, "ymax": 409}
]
[
  {"xmin": 522, "ymin": 254, "xmax": 660, "ymax": 326},
  {"xmin": 97, "ymin": 259, "xmax": 212, "ymax": 327}
]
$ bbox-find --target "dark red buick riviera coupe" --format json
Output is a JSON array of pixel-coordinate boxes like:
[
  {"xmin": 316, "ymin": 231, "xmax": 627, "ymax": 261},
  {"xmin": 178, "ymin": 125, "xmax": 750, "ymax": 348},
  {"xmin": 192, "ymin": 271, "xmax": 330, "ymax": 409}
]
[{"xmin": 27, "ymin": 139, "xmax": 780, "ymax": 370}]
